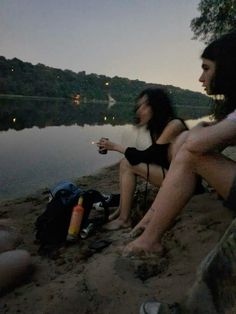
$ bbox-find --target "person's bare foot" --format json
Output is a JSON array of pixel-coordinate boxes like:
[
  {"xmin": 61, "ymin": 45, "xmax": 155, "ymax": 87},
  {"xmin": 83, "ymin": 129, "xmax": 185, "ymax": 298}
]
[
  {"xmin": 104, "ymin": 218, "xmax": 131, "ymax": 231},
  {"xmin": 122, "ymin": 236, "xmax": 163, "ymax": 259},
  {"xmin": 108, "ymin": 208, "xmax": 120, "ymax": 221}
]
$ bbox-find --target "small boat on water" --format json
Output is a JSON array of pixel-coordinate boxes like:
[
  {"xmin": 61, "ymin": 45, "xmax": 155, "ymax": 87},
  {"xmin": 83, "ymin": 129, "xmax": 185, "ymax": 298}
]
[{"xmin": 107, "ymin": 93, "xmax": 116, "ymax": 108}]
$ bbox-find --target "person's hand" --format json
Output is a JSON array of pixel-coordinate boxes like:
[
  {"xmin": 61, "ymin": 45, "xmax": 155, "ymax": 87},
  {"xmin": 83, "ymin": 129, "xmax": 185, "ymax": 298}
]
[
  {"xmin": 97, "ymin": 138, "xmax": 116, "ymax": 151},
  {"xmin": 97, "ymin": 138, "xmax": 125, "ymax": 154},
  {"xmin": 193, "ymin": 120, "xmax": 216, "ymax": 129}
]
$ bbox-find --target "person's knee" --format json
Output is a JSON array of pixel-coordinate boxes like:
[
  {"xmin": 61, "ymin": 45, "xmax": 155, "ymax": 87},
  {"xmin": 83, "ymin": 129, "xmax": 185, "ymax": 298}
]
[
  {"xmin": 0, "ymin": 249, "xmax": 32, "ymax": 293},
  {"xmin": 119, "ymin": 158, "xmax": 131, "ymax": 172},
  {"xmin": 173, "ymin": 143, "xmax": 199, "ymax": 167},
  {"xmin": 170, "ymin": 130, "xmax": 190, "ymax": 158}
]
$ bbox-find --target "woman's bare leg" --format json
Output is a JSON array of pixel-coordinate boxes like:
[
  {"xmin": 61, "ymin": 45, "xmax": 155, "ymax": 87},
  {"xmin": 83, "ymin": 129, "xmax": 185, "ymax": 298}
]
[
  {"xmin": 108, "ymin": 159, "xmax": 130, "ymax": 221},
  {"xmin": 106, "ymin": 158, "xmax": 136, "ymax": 229},
  {"xmin": 108, "ymin": 208, "xmax": 120, "ymax": 221},
  {"xmin": 124, "ymin": 145, "xmax": 236, "ymax": 255},
  {"xmin": 130, "ymin": 132, "xmax": 189, "ymax": 237},
  {"xmin": 105, "ymin": 158, "xmax": 165, "ymax": 230}
]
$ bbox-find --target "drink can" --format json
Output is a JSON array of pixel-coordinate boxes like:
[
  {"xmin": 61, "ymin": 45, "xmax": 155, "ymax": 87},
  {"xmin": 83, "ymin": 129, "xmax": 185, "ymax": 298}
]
[
  {"xmin": 99, "ymin": 138, "xmax": 109, "ymax": 154},
  {"xmin": 80, "ymin": 223, "xmax": 94, "ymax": 239}
]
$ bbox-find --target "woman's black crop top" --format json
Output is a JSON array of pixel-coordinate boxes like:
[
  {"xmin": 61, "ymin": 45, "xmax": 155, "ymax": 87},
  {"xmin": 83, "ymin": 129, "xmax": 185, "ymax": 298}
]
[
  {"xmin": 124, "ymin": 143, "xmax": 170, "ymax": 169},
  {"xmin": 124, "ymin": 118, "xmax": 188, "ymax": 169}
]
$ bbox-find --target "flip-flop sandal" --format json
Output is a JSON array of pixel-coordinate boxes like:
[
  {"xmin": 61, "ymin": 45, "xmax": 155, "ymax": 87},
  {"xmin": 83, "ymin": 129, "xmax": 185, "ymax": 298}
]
[
  {"xmin": 88, "ymin": 239, "xmax": 112, "ymax": 251},
  {"xmin": 140, "ymin": 299, "xmax": 180, "ymax": 314},
  {"xmin": 140, "ymin": 299, "xmax": 163, "ymax": 314}
]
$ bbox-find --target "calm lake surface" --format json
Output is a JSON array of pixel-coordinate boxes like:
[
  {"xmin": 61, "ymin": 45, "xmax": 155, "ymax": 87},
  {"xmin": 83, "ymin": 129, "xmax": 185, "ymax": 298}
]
[{"xmin": 0, "ymin": 98, "xmax": 209, "ymax": 200}]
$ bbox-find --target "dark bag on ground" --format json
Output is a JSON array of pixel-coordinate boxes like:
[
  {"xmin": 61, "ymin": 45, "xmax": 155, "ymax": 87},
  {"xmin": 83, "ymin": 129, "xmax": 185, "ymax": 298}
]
[{"xmin": 34, "ymin": 180, "xmax": 109, "ymax": 255}]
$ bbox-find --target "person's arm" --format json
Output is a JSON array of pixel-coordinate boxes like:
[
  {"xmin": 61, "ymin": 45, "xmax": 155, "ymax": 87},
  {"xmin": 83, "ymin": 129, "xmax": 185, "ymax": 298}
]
[
  {"xmin": 156, "ymin": 119, "xmax": 187, "ymax": 144},
  {"xmin": 186, "ymin": 119, "xmax": 236, "ymax": 153}
]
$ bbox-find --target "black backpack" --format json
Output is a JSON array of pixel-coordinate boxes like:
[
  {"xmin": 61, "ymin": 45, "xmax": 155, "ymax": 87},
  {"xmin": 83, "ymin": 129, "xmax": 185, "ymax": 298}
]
[{"xmin": 34, "ymin": 181, "xmax": 109, "ymax": 255}]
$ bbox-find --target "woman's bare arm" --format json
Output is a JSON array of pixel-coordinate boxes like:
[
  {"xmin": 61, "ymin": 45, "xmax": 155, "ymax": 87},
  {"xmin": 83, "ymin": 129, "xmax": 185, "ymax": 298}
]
[
  {"xmin": 186, "ymin": 119, "xmax": 236, "ymax": 153},
  {"xmin": 156, "ymin": 119, "xmax": 187, "ymax": 144}
]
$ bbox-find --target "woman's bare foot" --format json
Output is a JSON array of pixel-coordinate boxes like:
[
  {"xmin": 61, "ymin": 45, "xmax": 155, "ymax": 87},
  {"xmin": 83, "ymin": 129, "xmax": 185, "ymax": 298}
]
[
  {"xmin": 108, "ymin": 208, "xmax": 120, "ymax": 221},
  {"xmin": 104, "ymin": 218, "xmax": 131, "ymax": 231}
]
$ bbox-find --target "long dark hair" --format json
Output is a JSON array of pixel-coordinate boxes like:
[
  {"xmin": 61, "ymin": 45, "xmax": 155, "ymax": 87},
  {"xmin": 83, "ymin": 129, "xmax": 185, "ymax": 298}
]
[
  {"xmin": 201, "ymin": 31, "xmax": 236, "ymax": 119},
  {"xmin": 135, "ymin": 87, "xmax": 175, "ymax": 142}
]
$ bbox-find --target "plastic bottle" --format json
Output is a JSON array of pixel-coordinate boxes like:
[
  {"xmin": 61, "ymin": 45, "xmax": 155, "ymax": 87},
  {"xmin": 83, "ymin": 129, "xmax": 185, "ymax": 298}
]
[{"xmin": 67, "ymin": 196, "xmax": 84, "ymax": 242}]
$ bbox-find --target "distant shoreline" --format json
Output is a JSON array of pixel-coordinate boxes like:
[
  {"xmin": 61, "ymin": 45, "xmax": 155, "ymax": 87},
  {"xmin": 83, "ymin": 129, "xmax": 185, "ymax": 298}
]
[
  {"xmin": 0, "ymin": 94, "xmax": 123, "ymax": 105},
  {"xmin": 0, "ymin": 94, "xmax": 210, "ymax": 111}
]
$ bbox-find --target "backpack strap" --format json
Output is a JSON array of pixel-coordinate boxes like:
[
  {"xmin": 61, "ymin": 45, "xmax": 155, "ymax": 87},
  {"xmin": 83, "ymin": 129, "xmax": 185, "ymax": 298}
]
[{"xmin": 83, "ymin": 190, "xmax": 109, "ymax": 223}]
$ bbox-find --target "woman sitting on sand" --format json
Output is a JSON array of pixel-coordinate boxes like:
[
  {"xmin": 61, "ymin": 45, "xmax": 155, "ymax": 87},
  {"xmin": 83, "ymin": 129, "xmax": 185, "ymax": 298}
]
[
  {"xmin": 123, "ymin": 31, "xmax": 236, "ymax": 258},
  {"xmin": 0, "ymin": 220, "xmax": 31, "ymax": 295},
  {"xmin": 98, "ymin": 87, "xmax": 188, "ymax": 230}
]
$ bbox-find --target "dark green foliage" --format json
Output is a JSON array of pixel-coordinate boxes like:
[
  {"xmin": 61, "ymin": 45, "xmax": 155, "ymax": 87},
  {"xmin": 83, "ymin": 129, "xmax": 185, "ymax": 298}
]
[
  {"xmin": 191, "ymin": 0, "xmax": 236, "ymax": 44},
  {"xmin": 0, "ymin": 56, "xmax": 209, "ymax": 110}
]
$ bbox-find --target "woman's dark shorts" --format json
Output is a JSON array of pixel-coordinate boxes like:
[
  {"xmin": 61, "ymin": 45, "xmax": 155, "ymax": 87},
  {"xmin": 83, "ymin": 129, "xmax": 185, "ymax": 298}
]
[{"xmin": 223, "ymin": 176, "xmax": 236, "ymax": 210}]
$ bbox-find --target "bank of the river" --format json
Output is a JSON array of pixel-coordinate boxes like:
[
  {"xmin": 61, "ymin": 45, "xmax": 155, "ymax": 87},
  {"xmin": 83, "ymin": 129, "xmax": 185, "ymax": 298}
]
[
  {"xmin": 0, "ymin": 94, "xmax": 116, "ymax": 104},
  {"xmin": 0, "ymin": 148, "xmax": 235, "ymax": 313}
]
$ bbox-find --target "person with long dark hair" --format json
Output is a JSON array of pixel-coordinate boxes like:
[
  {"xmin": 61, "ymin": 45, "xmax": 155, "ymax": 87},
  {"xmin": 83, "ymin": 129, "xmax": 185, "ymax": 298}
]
[
  {"xmin": 98, "ymin": 87, "xmax": 188, "ymax": 230},
  {"xmin": 123, "ymin": 31, "xmax": 236, "ymax": 258}
]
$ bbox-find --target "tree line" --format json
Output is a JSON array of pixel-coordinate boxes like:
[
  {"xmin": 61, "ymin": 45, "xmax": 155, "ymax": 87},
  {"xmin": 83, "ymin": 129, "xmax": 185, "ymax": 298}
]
[{"xmin": 0, "ymin": 56, "xmax": 210, "ymax": 109}]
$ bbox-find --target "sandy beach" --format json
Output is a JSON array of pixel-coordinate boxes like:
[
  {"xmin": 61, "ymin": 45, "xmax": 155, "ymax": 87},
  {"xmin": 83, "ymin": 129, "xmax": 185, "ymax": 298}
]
[{"xmin": 0, "ymin": 147, "xmax": 236, "ymax": 314}]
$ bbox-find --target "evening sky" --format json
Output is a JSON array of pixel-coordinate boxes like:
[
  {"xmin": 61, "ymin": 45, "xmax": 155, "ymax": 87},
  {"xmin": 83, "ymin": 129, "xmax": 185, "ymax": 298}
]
[{"xmin": 0, "ymin": 0, "xmax": 205, "ymax": 92}]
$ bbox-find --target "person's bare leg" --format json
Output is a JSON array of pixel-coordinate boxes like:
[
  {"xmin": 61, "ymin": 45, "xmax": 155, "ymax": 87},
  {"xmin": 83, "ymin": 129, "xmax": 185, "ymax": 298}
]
[
  {"xmin": 105, "ymin": 158, "xmax": 137, "ymax": 229},
  {"xmin": 130, "ymin": 168, "xmax": 167, "ymax": 238},
  {"xmin": 124, "ymin": 146, "xmax": 236, "ymax": 255},
  {"xmin": 130, "ymin": 132, "xmax": 189, "ymax": 237},
  {"xmin": 105, "ymin": 159, "xmax": 165, "ymax": 230},
  {"xmin": 108, "ymin": 208, "xmax": 120, "ymax": 221},
  {"xmin": 108, "ymin": 159, "xmax": 130, "ymax": 221}
]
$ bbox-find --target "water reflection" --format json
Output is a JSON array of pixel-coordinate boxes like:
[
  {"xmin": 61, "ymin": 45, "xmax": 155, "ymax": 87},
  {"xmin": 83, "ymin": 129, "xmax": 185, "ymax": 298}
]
[
  {"xmin": 0, "ymin": 124, "xmax": 129, "ymax": 200},
  {"xmin": 0, "ymin": 97, "xmax": 134, "ymax": 131},
  {"xmin": 0, "ymin": 97, "xmax": 210, "ymax": 132},
  {"xmin": 0, "ymin": 97, "xmax": 210, "ymax": 200}
]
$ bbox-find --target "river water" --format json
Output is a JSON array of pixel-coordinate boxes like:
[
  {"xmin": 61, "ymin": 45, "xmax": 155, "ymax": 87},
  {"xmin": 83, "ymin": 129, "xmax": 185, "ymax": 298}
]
[{"xmin": 0, "ymin": 98, "xmax": 209, "ymax": 200}]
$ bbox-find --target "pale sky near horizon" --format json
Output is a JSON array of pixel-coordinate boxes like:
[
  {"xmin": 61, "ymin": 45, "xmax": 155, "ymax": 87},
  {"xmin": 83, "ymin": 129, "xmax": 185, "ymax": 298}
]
[{"xmin": 0, "ymin": 0, "xmax": 206, "ymax": 93}]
